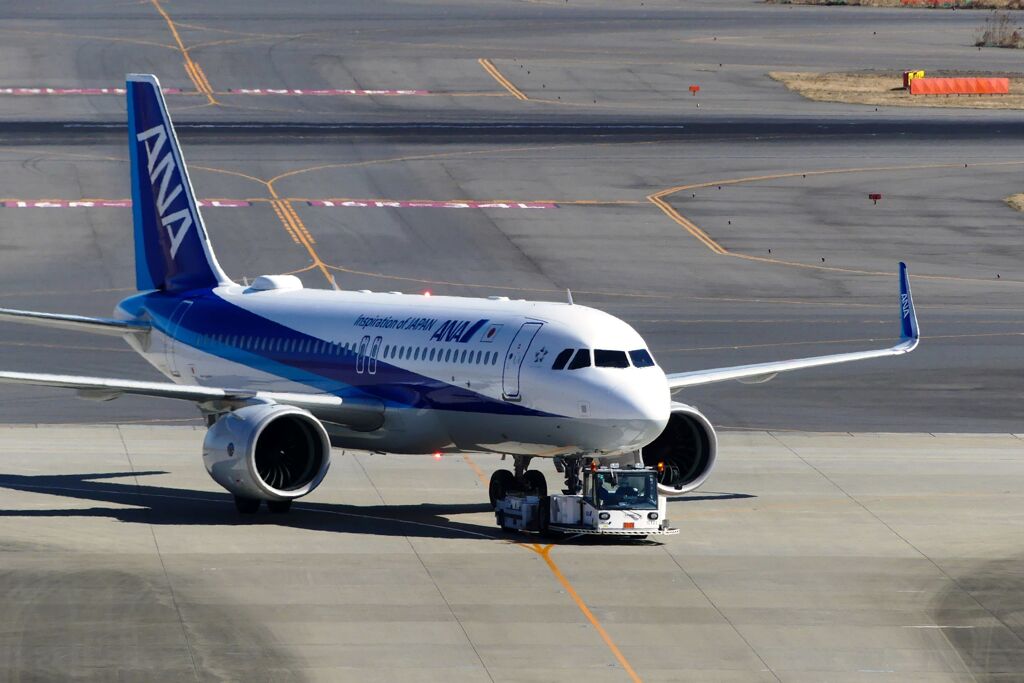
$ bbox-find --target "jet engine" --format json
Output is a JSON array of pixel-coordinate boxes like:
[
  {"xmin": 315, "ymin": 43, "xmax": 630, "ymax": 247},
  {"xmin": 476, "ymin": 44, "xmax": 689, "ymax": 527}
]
[
  {"xmin": 640, "ymin": 402, "xmax": 718, "ymax": 495},
  {"xmin": 203, "ymin": 404, "xmax": 331, "ymax": 502}
]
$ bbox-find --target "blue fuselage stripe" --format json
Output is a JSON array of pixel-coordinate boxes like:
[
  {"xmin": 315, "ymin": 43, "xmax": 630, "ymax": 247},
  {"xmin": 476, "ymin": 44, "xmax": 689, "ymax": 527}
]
[{"xmin": 124, "ymin": 290, "xmax": 556, "ymax": 418}]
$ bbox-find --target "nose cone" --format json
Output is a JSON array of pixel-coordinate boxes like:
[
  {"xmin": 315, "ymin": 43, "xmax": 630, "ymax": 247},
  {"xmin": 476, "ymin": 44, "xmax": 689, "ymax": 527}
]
[{"xmin": 599, "ymin": 371, "xmax": 671, "ymax": 450}]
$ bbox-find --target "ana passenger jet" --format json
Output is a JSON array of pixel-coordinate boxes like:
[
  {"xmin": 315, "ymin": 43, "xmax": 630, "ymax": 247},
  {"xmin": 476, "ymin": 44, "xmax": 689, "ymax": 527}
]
[{"xmin": 0, "ymin": 75, "xmax": 920, "ymax": 513}]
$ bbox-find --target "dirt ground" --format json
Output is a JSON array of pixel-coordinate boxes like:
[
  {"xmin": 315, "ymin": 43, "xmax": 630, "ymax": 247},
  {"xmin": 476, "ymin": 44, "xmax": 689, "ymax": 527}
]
[
  {"xmin": 1005, "ymin": 194, "xmax": 1024, "ymax": 211},
  {"xmin": 769, "ymin": 71, "xmax": 1024, "ymax": 109}
]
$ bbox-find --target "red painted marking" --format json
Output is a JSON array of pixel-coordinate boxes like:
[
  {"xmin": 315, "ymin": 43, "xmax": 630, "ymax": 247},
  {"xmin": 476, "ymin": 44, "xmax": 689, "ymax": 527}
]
[
  {"xmin": 307, "ymin": 199, "xmax": 557, "ymax": 209},
  {"xmin": 0, "ymin": 87, "xmax": 183, "ymax": 96},
  {"xmin": 228, "ymin": 88, "xmax": 430, "ymax": 96},
  {"xmin": 2, "ymin": 199, "xmax": 249, "ymax": 208}
]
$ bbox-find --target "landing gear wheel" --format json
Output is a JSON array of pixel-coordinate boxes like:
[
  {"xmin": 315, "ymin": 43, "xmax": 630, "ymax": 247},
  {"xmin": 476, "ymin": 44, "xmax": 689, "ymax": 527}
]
[
  {"xmin": 234, "ymin": 496, "xmax": 261, "ymax": 514},
  {"xmin": 489, "ymin": 469, "xmax": 515, "ymax": 508},
  {"xmin": 523, "ymin": 470, "xmax": 547, "ymax": 497},
  {"xmin": 267, "ymin": 500, "xmax": 292, "ymax": 514}
]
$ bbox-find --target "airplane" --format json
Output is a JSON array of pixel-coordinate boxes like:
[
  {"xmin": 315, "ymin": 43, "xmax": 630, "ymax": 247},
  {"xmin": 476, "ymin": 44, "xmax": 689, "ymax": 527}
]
[{"xmin": 0, "ymin": 74, "xmax": 920, "ymax": 514}]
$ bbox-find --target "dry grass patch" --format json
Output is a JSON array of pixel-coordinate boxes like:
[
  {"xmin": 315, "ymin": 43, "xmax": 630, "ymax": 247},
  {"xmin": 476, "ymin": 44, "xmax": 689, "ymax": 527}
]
[
  {"xmin": 1005, "ymin": 194, "xmax": 1024, "ymax": 212},
  {"xmin": 770, "ymin": 71, "xmax": 1024, "ymax": 108}
]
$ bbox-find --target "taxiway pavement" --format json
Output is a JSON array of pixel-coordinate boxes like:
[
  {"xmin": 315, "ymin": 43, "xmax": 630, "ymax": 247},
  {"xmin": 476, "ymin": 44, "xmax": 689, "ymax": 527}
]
[{"xmin": 0, "ymin": 426, "xmax": 1020, "ymax": 682}]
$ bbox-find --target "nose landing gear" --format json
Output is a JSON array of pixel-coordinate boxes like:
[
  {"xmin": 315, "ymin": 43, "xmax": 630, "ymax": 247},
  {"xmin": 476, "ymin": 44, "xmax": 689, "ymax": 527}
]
[{"xmin": 487, "ymin": 455, "xmax": 548, "ymax": 508}]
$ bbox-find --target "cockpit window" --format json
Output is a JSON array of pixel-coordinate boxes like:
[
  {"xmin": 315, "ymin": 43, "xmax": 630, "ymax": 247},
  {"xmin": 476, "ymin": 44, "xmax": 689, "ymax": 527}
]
[
  {"xmin": 594, "ymin": 350, "xmax": 629, "ymax": 368},
  {"xmin": 629, "ymin": 349, "xmax": 656, "ymax": 368},
  {"xmin": 552, "ymin": 348, "xmax": 574, "ymax": 370},
  {"xmin": 567, "ymin": 348, "xmax": 591, "ymax": 370}
]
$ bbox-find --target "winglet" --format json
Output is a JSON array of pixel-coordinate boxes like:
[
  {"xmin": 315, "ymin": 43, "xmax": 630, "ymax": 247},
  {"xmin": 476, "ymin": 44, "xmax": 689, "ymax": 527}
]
[{"xmin": 898, "ymin": 261, "xmax": 919, "ymax": 346}]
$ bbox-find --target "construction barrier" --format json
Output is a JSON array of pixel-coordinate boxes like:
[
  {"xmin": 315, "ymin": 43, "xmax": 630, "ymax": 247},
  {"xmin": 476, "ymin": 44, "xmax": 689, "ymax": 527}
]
[{"xmin": 910, "ymin": 77, "xmax": 1009, "ymax": 96}]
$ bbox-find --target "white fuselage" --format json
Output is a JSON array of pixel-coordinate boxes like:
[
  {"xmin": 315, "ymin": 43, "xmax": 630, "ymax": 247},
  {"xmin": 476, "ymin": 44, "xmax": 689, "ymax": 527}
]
[{"xmin": 118, "ymin": 282, "xmax": 671, "ymax": 458}]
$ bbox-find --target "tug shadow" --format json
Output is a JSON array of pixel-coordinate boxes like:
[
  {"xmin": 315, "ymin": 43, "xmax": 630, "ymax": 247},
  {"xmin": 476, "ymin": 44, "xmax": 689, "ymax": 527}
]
[{"xmin": 0, "ymin": 472, "xmax": 756, "ymax": 544}]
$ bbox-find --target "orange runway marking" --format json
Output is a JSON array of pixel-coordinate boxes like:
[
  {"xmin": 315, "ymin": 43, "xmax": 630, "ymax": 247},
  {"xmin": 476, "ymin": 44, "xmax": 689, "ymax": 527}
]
[
  {"xmin": 150, "ymin": 0, "xmax": 217, "ymax": 105},
  {"xmin": 649, "ymin": 160, "xmax": 1024, "ymax": 284},
  {"xmin": 478, "ymin": 58, "xmax": 528, "ymax": 101},
  {"xmin": 462, "ymin": 456, "xmax": 643, "ymax": 681}
]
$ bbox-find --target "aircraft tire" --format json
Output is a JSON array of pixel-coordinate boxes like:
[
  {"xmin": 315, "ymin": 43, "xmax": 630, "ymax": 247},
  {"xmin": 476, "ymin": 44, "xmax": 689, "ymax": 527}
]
[
  {"xmin": 489, "ymin": 469, "xmax": 515, "ymax": 508},
  {"xmin": 523, "ymin": 470, "xmax": 547, "ymax": 497}
]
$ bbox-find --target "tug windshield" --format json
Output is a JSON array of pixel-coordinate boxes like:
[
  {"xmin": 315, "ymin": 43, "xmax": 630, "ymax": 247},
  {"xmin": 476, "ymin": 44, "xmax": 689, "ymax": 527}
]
[{"xmin": 592, "ymin": 471, "xmax": 658, "ymax": 510}]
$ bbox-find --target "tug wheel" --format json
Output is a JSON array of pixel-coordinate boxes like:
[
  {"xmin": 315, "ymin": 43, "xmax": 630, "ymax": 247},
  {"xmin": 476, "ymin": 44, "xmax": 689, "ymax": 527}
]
[{"xmin": 489, "ymin": 469, "xmax": 515, "ymax": 508}]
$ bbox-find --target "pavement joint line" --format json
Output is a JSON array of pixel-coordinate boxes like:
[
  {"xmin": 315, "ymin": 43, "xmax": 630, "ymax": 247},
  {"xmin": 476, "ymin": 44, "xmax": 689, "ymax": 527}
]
[
  {"xmin": 766, "ymin": 431, "xmax": 1006, "ymax": 681},
  {"xmin": 150, "ymin": 0, "xmax": 217, "ymax": 105},
  {"xmin": 651, "ymin": 160, "xmax": 1024, "ymax": 283},
  {"xmin": 115, "ymin": 426, "xmax": 202, "ymax": 682},
  {"xmin": 351, "ymin": 453, "xmax": 496, "ymax": 682},
  {"xmin": 478, "ymin": 58, "xmax": 529, "ymax": 101},
  {"xmin": 462, "ymin": 455, "xmax": 641, "ymax": 681},
  {"xmin": 661, "ymin": 549, "xmax": 782, "ymax": 682}
]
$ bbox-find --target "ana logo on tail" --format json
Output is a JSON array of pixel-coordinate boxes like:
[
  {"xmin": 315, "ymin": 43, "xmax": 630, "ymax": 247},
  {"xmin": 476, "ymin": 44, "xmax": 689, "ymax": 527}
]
[{"xmin": 136, "ymin": 124, "xmax": 193, "ymax": 258}]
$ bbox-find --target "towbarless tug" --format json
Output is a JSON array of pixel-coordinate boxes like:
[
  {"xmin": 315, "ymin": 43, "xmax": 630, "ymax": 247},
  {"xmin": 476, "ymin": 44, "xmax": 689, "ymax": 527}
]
[{"xmin": 494, "ymin": 463, "xmax": 678, "ymax": 538}]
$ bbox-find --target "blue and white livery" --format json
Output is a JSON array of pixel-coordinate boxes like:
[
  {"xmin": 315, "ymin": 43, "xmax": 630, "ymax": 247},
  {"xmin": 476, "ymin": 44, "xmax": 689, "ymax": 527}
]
[{"xmin": 0, "ymin": 74, "xmax": 920, "ymax": 513}]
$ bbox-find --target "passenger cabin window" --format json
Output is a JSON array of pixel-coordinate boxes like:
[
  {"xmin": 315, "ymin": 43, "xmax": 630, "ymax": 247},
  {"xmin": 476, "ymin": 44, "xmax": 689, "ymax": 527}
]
[
  {"xmin": 551, "ymin": 348, "xmax": 574, "ymax": 370},
  {"xmin": 595, "ymin": 350, "xmax": 629, "ymax": 368},
  {"xmin": 567, "ymin": 349, "xmax": 591, "ymax": 370},
  {"xmin": 630, "ymin": 349, "xmax": 656, "ymax": 368}
]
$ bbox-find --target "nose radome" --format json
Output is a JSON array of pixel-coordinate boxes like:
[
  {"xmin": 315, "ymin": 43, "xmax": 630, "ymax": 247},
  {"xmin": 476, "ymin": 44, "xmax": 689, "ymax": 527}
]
[
  {"xmin": 606, "ymin": 373, "xmax": 670, "ymax": 425},
  {"xmin": 619, "ymin": 380, "xmax": 666, "ymax": 415}
]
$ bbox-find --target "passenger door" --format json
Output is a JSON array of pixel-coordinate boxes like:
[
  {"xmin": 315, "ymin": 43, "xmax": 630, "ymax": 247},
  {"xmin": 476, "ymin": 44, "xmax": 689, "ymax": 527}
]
[{"xmin": 502, "ymin": 322, "xmax": 542, "ymax": 401}]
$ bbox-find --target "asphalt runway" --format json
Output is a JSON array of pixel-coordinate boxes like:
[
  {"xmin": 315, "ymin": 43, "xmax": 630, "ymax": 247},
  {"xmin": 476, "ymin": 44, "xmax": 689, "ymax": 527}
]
[{"xmin": 1, "ymin": 1, "xmax": 1024, "ymax": 681}]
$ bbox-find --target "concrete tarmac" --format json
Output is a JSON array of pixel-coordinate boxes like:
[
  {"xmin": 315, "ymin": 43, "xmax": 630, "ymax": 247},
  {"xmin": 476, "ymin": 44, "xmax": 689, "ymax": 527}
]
[{"xmin": 0, "ymin": 426, "xmax": 1021, "ymax": 682}]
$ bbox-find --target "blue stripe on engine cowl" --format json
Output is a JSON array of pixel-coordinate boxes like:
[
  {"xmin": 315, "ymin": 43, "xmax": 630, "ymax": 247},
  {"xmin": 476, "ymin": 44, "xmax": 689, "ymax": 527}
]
[{"xmin": 137, "ymin": 290, "xmax": 556, "ymax": 418}]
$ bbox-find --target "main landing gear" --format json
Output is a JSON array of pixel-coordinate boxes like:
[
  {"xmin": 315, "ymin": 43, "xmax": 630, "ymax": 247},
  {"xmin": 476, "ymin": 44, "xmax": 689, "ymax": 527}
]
[{"xmin": 488, "ymin": 455, "xmax": 548, "ymax": 508}]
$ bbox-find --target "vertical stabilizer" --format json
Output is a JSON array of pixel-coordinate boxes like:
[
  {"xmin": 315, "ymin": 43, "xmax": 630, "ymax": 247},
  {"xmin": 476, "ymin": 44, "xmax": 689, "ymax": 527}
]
[{"xmin": 127, "ymin": 73, "xmax": 232, "ymax": 292}]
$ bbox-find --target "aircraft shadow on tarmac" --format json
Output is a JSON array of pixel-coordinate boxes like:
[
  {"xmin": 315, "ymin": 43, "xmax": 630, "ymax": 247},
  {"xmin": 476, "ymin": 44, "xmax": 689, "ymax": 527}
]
[{"xmin": 0, "ymin": 471, "xmax": 754, "ymax": 543}]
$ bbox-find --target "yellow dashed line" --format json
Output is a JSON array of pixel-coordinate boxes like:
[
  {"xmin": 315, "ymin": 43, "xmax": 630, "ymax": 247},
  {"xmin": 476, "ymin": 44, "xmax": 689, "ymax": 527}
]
[
  {"xmin": 479, "ymin": 58, "xmax": 528, "ymax": 101},
  {"xmin": 269, "ymin": 199, "xmax": 300, "ymax": 244},
  {"xmin": 150, "ymin": 0, "xmax": 217, "ymax": 105}
]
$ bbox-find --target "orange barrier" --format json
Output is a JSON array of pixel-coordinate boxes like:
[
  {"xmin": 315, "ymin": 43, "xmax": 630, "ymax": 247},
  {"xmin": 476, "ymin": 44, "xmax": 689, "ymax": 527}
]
[{"xmin": 910, "ymin": 77, "xmax": 1009, "ymax": 96}]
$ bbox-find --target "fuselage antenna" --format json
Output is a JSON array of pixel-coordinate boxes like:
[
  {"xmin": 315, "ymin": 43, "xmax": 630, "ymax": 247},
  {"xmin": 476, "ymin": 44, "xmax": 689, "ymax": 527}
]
[{"xmin": 566, "ymin": 288, "xmax": 574, "ymax": 305}]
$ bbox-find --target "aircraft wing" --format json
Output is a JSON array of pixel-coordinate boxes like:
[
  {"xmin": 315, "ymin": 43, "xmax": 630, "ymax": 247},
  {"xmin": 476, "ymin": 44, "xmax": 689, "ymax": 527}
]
[
  {"xmin": 0, "ymin": 307, "xmax": 149, "ymax": 337},
  {"xmin": 665, "ymin": 262, "xmax": 919, "ymax": 391},
  {"xmin": 0, "ymin": 370, "xmax": 346, "ymax": 413}
]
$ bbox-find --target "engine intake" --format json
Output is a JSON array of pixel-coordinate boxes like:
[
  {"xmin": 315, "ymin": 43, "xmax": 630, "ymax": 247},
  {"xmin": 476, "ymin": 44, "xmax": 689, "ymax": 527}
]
[
  {"xmin": 640, "ymin": 402, "xmax": 717, "ymax": 495},
  {"xmin": 203, "ymin": 404, "xmax": 331, "ymax": 501}
]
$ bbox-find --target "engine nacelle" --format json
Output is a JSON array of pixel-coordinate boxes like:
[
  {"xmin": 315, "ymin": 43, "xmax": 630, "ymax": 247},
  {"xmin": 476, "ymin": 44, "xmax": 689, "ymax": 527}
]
[
  {"xmin": 640, "ymin": 402, "xmax": 718, "ymax": 495},
  {"xmin": 203, "ymin": 404, "xmax": 331, "ymax": 501}
]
